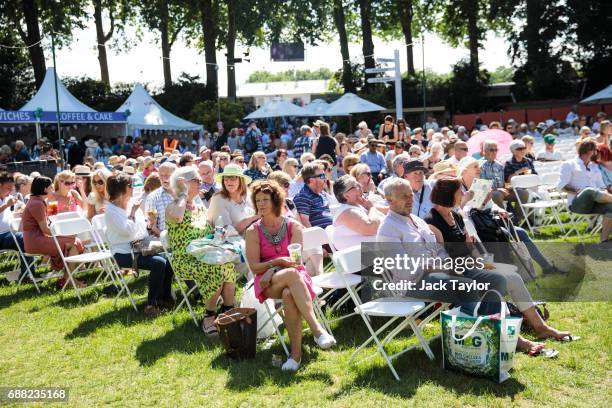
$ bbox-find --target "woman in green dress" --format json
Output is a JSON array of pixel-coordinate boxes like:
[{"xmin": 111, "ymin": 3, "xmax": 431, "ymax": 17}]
[{"xmin": 166, "ymin": 166, "xmax": 236, "ymax": 335}]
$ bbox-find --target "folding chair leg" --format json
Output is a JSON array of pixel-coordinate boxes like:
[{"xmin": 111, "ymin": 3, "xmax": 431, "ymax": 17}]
[
  {"xmin": 264, "ymin": 301, "xmax": 290, "ymax": 357},
  {"xmin": 172, "ymin": 275, "xmax": 199, "ymax": 327}
]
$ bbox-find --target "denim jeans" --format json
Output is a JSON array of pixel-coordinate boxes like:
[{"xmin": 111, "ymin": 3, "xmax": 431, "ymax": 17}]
[
  {"xmin": 113, "ymin": 252, "xmax": 173, "ymax": 306},
  {"xmin": 0, "ymin": 230, "xmax": 35, "ymax": 277}
]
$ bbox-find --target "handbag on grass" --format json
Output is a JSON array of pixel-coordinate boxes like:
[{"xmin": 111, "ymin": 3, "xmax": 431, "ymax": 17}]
[
  {"xmin": 215, "ymin": 308, "xmax": 257, "ymax": 360},
  {"xmin": 441, "ymin": 290, "xmax": 522, "ymax": 383}
]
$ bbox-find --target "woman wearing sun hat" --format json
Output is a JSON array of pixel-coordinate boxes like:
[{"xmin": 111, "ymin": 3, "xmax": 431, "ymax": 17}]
[{"xmin": 207, "ymin": 163, "xmax": 259, "ymax": 235}]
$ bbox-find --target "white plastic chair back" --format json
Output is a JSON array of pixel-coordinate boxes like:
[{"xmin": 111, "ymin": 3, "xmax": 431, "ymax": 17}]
[
  {"xmin": 325, "ymin": 225, "xmax": 336, "ymax": 252},
  {"xmin": 302, "ymin": 226, "xmax": 329, "ymax": 251},
  {"xmin": 539, "ymin": 173, "xmax": 559, "ymax": 186},
  {"xmin": 51, "ymin": 217, "xmax": 94, "ymax": 237},
  {"xmin": 52, "ymin": 211, "xmax": 84, "ymax": 222},
  {"xmin": 510, "ymin": 174, "xmax": 541, "ymax": 189},
  {"xmin": 332, "ymin": 245, "xmax": 362, "ymax": 274}
]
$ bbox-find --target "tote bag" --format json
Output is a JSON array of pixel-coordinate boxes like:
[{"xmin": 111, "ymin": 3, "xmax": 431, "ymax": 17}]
[{"xmin": 441, "ymin": 290, "xmax": 522, "ymax": 383}]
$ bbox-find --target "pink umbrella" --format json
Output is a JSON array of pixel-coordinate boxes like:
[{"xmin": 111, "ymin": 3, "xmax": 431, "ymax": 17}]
[{"xmin": 466, "ymin": 129, "xmax": 514, "ymax": 156}]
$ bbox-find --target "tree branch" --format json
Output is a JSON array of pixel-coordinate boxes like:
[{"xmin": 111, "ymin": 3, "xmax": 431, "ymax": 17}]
[{"xmin": 104, "ymin": 7, "xmax": 115, "ymax": 43}]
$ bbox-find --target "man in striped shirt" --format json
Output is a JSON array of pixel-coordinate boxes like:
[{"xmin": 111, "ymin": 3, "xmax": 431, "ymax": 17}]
[{"xmin": 293, "ymin": 162, "xmax": 332, "ymax": 229}]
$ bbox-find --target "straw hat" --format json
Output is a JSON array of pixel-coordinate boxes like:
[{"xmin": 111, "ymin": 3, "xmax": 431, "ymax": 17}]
[
  {"xmin": 428, "ymin": 161, "xmax": 458, "ymax": 179},
  {"xmin": 84, "ymin": 139, "xmax": 98, "ymax": 148},
  {"xmin": 73, "ymin": 165, "xmax": 91, "ymax": 176},
  {"xmin": 123, "ymin": 166, "xmax": 136, "ymax": 175},
  {"xmin": 214, "ymin": 163, "xmax": 252, "ymax": 185}
]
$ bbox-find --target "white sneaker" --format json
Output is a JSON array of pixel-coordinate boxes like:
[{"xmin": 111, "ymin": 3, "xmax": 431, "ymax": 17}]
[
  {"xmin": 281, "ymin": 358, "xmax": 301, "ymax": 371},
  {"xmin": 314, "ymin": 331, "xmax": 336, "ymax": 349}
]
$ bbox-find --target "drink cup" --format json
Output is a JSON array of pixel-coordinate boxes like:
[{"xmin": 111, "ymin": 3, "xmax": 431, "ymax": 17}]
[
  {"xmin": 48, "ymin": 201, "xmax": 58, "ymax": 216},
  {"xmin": 483, "ymin": 253, "xmax": 495, "ymax": 270},
  {"xmin": 287, "ymin": 243, "xmax": 303, "ymax": 265}
]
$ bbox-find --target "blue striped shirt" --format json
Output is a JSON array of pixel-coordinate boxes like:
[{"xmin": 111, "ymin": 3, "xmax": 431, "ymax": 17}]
[{"xmin": 293, "ymin": 184, "xmax": 332, "ymax": 228}]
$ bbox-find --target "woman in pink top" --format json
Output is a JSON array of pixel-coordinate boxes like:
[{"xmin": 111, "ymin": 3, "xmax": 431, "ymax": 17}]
[
  {"xmin": 49, "ymin": 170, "xmax": 85, "ymax": 214},
  {"xmin": 245, "ymin": 180, "xmax": 336, "ymax": 372}
]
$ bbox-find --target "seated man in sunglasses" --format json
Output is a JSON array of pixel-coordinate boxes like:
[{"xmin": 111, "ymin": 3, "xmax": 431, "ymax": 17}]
[{"xmin": 293, "ymin": 162, "xmax": 333, "ymax": 229}]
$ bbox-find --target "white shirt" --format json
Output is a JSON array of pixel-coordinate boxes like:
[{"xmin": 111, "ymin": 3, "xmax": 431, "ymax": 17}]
[
  {"xmin": 536, "ymin": 149, "xmax": 562, "ymax": 161},
  {"xmin": 207, "ymin": 194, "xmax": 255, "ymax": 229},
  {"xmin": 411, "ymin": 181, "xmax": 434, "ymax": 219},
  {"xmin": 0, "ymin": 197, "xmax": 12, "ymax": 234},
  {"xmin": 566, "ymin": 111, "xmax": 578, "ymax": 124},
  {"xmin": 557, "ymin": 157, "xmax": 605, "ymax": 205},
  {"xmin": 332, "ymin": 203, "xmax": 372, "ymax": 251},
  {"xmin": 376, "ymin": 210, "xmax": 443, "ymax": 282},
  {"xmin": 104, "ymin": 202, "xmax": 147, "ymax": 254}
]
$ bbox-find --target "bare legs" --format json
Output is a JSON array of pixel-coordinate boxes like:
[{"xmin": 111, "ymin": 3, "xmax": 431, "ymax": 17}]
[
  {"xmin": 64, "ymin": 245, "xmax": 86, "ymax": 288},
  {"xmin": 523, "ymin": 306, "xmax": 570, "ymax": 340},
  {"xmin": 264, "ymin": 268, "xmax": 324, "ymax": 362}
]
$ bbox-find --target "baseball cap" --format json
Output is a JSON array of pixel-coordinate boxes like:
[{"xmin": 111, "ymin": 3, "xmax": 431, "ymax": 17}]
[{"xmin": 543, "ymin": 134, "xmax": 556, "ymax": 144}]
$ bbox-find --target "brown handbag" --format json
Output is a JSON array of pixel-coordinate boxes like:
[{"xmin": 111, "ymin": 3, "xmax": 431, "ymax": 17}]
[{"xmin": 215, "ymin": 308, "xmax": 257, "ymax": 360}]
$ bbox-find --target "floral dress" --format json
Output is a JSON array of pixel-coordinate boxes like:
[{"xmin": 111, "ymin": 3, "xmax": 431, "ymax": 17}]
[{"xmin": 167, "ymin": 208, "xmax": 236, "ymax": 300}]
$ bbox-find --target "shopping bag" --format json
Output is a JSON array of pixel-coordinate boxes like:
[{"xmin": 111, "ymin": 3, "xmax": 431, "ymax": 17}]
[
  {"xmin": 215, "ymin": 307, "xmax": 257, "ymax": 359},
  {"xmin": 441, "ymin": 290, "xmax": 522, "ymax": 383},
  {"xmin": 240, "ymin": 280, "xmax": 283, "ymax": 339}
]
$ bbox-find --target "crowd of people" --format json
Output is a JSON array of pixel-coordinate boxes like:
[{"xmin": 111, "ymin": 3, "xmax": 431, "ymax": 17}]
[{"xmin": 1, "ymin": 107, "xmax": 608, "ymax": 372}]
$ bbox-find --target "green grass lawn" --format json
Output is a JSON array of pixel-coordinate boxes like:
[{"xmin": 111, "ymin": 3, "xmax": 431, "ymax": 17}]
[{"xmin": 0, "ymin": 221, "xmax": 610, "ymax": 407}]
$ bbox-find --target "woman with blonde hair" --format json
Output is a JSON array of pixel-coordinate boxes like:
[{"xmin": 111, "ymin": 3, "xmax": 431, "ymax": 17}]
[
  {"xmin": 350, "ymin": 163, "xmax": 377, "ymax": 195},
  {"xmin": 50, "ymin": 170, "xmax": 86, "ymax": 214},
  {"xmin": 244, "ymin": 151, "xmax": 271, "ymax": 182},
  {"xmin": 342, "ymin": 154, "xmax": 361, "ymax": 176},
  {"xmin": 282, "ymin": 158, "xmax": 299, "ymax": 179},
  {"xmin": 87, "ymin": 167, "xmax": 112, "ymax": 219}
]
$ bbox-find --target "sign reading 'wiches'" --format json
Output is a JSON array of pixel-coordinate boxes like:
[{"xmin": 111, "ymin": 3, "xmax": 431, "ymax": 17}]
[{"xmin": 0, "ymin": 111, "xmax": 127, "ymax": 123}]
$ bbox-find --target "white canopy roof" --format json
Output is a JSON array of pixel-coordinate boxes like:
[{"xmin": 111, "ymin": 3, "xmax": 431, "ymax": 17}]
[
  {"xmin": 580, "ymin": 84, "xmax": 612, "ymax": 104},
  {"xmin": 20, "ymin": 67, "xmax": 96, "ymax": 112},
  {"xmin": 325, "ymin": 92, "xmax": 386, "ymax": 116},
  {"xmin": 304, "ymin": 99, "xmax": 330, "ymax": 116},
  {"xmin": 116, "ymin": 84, "xmax": 203, "ymax": 132},
  {"xmin": 244, "ymin": 98, "xmax": 310, "ymax": 119}
]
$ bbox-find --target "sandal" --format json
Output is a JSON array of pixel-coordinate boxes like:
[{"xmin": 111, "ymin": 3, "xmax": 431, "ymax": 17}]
[
  {"xmin": 529, "ymin": 348, "xmax": 559, "ymax": 358},
  {"xmin": 559, "ymin": 335, "xmax": 581, "ymax": 342},
  {"xmin": 201, "ymin": 311, "xmax": 218, "ymax": 336}
]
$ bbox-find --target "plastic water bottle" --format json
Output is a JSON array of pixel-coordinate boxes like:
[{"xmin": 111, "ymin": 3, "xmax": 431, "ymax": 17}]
[{"xmin": 214, "ymin": 215, "xmax": 226, "ymax": 242}]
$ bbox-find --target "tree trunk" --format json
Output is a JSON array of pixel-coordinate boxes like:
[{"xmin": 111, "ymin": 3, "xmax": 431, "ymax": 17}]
[
  {"xmin": 464, "ymin": 0, "xmax": 480, "ymax": 71},
  {"xmin": 397, "ymin": 0, "xmax": 415, "ymax": 76},
  {"xmin": 22, "ymin": 0, "xmax": 46, "ymax": 88},
  {"xmin": 200, "ymin": 0, "xmax": 218, "ymax": 98},
  {"xmin": 359, "ymin": 0, "xmax": 375, "ymax": 91},
  {"xmin": 93, "ymin": 0, "xmax": 110, "ymax": 87},
  {"xmin": 160, "ymin": 0, "xmax": 172, "ymax": 89},
  {"xmin": 525, "ymin": 0, "xmax": 543, "ymax": 69},
  {"xmin": 226, "ymin": 0, "xmax": 237, "ymax": 99},
  {"xmin": 333, "ymin": 0, "xmax": 354, "ymax": 92}
]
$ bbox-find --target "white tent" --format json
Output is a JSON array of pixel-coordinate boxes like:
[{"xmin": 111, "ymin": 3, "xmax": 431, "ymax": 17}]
[
  {"xmin": 325, "ymin": 92, "xmax": 386, "ymax": 116},
  {"xmin": 116, "ymin": 84, "xmax": 203, "ymax": 132},
  {"xmin": 580, "ymin": 84, "xmax": 612, "ymax": 104},
  {"xmin": 244, "ymin": 97, "xmax": 310, "ymax": 119},
  {"xmin": 304, "ymin": 99, "xmax": 330, "ymax": 116},
  {"xmin": 20, "ymin": 67, "xmax": 96, "ymax": 112}
]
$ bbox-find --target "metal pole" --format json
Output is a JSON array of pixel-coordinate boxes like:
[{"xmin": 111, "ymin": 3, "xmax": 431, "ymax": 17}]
[
  {"xmin": 51, "ymin": 31, "xmax": 64, "ymax": 169},
  {"xmin": 394, "ymin": 49, "xmax": 402, "ymax": 120},
  {"xmin": 421, "ymin": 35, "xmax": 426, "ymax": 126}
]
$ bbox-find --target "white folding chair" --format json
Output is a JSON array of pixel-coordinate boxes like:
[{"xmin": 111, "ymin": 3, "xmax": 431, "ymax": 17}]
[
  {"xmin": 511, "ymin": 174, "xmax": 566, "ymax": 235},
  {"xmin": 51, "ymin": 211, "xmax": 83, "ymax": 222},
  {"xmin": 50, "ymin": 217, "xmax": 137, "ymax": 310},
  {"xmin": 332, "ymin": 245, "xmax": 433, "ymax": 381},
  {"xmin": 324, "ymin": 225, "xmax": 337, "ymax": 252},
  {"xmin": 160, "ymin": 230, "xmax": 201, "ymax": 327},
  {"xmin": 8, "ymin": 215, "xmax": 59, "ymax": 292}
]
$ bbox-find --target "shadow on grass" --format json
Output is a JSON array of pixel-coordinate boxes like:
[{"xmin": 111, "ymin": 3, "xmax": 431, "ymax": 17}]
[
  {"xmin": 331, "ymin": 341, "xmax": 525, "ymax": 400},
  {"xmin": 65, "ymin": 302, "xmax": 147, "ymax": 340},
  {"xmin": 210, "ymin": 348, "xmax": 334, "ymax": 390},
  {"xmin": 0, "ymin": 285, "xmax": 41, "ymax": 309},
  {"xmin": 135, "ymin": 320, "xmax": 209, "ymax": 366}
]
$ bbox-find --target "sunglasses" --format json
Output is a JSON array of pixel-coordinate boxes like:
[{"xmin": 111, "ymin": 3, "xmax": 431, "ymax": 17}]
[
  {"xmin": 282, "ymin": 182, "xmax": 290, "ymax": 188},
  {"xmin": 219, "ymin": 157, "xmax": 228, "ymax": 161},
  {"xmin": 360, "ymin": 172, "xmax": 372, "ymax": 177},
  {"xmin": 308, "ymin": 174, "xmax": 326, "ymax": 181},
  {"xmin": 64, "ymin": 181, "xmax": 76, "ymax": 186},
  {"xmin": 93, "ymin": 179, "xmax": 105, "ymax": 186},
  {"xmin": 458, "ymin": 147, "xmax": 469, "ymax": 151},
  {"xmin": 515, "ymin": 147, "xmax": 526, "ymax": 151},
  {"xmin": 488, "ymin": 148, "xmax": 498, "ymax": 152},
  {"xmin": 236, "ymin": 159, "xmax": 245, "ymax": 164}
]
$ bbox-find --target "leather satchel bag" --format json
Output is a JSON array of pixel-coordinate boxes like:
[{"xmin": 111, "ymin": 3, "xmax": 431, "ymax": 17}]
[{"xmin": 215, "ymin": 308, "xmax": 257, "ymax": 360}]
